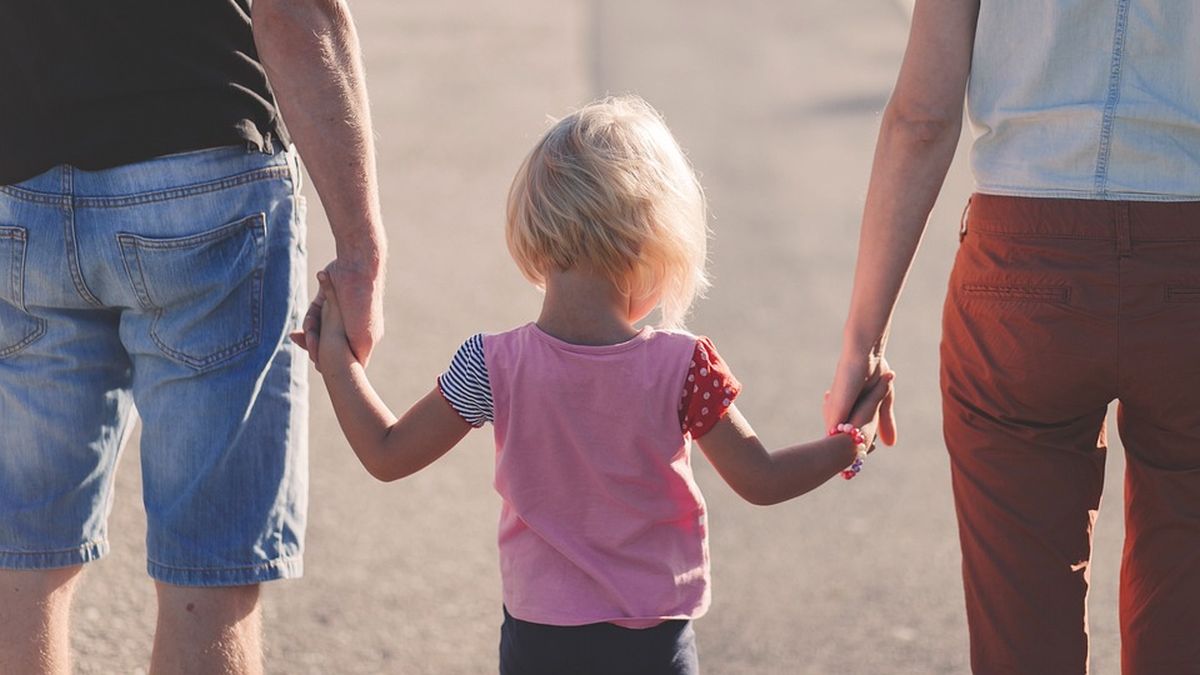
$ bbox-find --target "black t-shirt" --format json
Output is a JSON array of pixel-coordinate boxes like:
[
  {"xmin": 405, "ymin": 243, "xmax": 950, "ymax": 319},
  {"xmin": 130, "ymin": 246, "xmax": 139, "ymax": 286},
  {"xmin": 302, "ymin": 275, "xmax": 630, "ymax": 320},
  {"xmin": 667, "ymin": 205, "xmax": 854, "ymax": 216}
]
[{"xmin": 0, "ymin": 0, "xmax": 288, "ymax": 185}]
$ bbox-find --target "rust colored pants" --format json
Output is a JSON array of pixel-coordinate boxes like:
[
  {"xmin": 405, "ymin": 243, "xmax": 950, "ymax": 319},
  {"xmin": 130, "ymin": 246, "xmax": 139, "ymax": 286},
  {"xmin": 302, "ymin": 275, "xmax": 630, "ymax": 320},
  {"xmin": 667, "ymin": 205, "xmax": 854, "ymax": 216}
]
[{"xmin": 941, "ymin": 194, "xmax": 1200, "ymax": 675}]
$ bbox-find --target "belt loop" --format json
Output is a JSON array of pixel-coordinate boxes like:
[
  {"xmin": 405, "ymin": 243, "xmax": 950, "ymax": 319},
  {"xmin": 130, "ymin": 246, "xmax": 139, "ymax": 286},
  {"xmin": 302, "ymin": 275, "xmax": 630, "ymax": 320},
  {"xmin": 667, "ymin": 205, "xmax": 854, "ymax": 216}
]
[
  {"xmin": 959, "ymin": 195, "xmax": 973, "ymax": 242},
  {"xmin": 1115, "ymin": 201, "xmax": 1132, "ymax": 257}
]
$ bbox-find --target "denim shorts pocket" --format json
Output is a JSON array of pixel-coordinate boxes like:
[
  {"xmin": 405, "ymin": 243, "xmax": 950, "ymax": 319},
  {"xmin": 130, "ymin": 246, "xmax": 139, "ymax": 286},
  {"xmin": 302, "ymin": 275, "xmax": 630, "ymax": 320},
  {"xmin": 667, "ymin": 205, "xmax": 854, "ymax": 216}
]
[
  {"xmin": 0, "ymin": 225, "xmax": 46, "ymax": 358},
  {"xmin": 117, "ymin": 213, "xmax": 267, "ymax": 370},
  {"xmin": 961, "ymin": 283, "xmax": 1071, "ymax": 303}
]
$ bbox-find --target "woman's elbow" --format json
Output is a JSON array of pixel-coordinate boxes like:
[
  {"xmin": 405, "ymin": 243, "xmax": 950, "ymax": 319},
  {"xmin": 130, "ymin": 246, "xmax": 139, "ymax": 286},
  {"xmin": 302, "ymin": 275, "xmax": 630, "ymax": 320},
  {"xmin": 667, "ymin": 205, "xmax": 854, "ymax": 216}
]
[{"xmin": 881, "ymin": 101, "xmax": 961, "ymax": 145}]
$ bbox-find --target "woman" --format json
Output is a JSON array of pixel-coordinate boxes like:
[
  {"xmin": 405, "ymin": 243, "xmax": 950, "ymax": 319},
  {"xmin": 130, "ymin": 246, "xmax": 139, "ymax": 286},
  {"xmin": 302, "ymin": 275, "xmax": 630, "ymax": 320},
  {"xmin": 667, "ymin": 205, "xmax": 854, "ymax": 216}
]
[{"xmin": 825, "ymin": 1, "xmax": 1200, "ymax": 673}]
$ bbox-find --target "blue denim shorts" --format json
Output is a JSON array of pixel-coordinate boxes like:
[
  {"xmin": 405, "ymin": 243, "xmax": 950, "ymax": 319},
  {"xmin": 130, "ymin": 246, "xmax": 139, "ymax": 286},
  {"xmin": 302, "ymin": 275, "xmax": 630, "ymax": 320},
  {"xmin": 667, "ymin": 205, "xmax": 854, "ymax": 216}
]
[{"xmin": 0, "ymin": 144, "xmax": 308, "ymax": 586}]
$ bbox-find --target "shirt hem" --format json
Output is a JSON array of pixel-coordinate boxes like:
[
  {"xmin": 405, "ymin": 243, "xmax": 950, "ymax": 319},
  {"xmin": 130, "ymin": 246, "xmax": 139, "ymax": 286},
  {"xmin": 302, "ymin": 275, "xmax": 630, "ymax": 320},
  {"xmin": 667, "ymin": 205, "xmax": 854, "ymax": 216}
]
[
  {"xmin": 504, "ymin": 603, "xmax": 709, "ymax": 629},
  {"xmin": 974, "ymin": 184, "xmax": 1200, "ymax": 202}
]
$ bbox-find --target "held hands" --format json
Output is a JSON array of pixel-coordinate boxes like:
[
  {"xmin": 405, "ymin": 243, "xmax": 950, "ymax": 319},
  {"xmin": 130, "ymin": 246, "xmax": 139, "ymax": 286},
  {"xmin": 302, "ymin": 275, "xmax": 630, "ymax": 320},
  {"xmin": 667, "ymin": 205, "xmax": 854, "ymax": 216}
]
[
  {"xmin": 290, "ymin": 258, "xmax": 385, "ymax": 368},
  {"xmin": 838, "ymin": 369, "xmax": 896, "ymax": 451},
  {"xmin": 289, "ymin": 270, "xmax": 359, "ymax": 371},
  {"xmin": 824, "ymin": 346, "xmax": 897, "ymax": 448}
]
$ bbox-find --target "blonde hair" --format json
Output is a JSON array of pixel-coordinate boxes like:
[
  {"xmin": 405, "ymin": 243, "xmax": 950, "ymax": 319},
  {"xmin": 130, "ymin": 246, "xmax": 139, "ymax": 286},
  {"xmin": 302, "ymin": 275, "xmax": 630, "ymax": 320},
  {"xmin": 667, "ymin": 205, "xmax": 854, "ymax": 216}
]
[{"xmin": 506, "ymin": 95, "xmax": 709, "ymax": 328}]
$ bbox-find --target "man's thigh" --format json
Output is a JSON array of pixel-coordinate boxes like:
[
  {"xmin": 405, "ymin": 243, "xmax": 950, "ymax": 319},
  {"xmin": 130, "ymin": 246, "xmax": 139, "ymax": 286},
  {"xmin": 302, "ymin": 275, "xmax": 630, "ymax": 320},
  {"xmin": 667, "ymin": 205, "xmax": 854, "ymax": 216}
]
[
  {"xmin": 76, "ymin": 145, "xmax": 311, "ymax": 586},
  {"xmin": 0, "ymin": 145, "xmax": 309, "ymax": 584},
  {"xmin": 0, "ymin": 180, "xmax": 134, "ymax": 569}
]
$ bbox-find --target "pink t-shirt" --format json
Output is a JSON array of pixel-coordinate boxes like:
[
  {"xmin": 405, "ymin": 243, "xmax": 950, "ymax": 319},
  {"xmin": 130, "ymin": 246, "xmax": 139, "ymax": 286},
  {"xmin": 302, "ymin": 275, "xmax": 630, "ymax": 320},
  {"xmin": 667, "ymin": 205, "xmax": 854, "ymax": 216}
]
[{"xmin": 439, "ymin": 323, "xmax": 740, "ymax": 628}]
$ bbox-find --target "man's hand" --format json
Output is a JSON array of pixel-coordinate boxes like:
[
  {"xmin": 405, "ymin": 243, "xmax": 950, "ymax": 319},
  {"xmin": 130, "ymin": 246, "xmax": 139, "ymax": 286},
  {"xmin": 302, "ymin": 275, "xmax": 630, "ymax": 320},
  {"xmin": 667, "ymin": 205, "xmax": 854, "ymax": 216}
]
[
  {"xmin": 291, "ymin": 258, "xmax": 384, "ymax": 367},
  {"xmin": 323, "ymin": 258, "xmax": 384, "ymax": 364}
]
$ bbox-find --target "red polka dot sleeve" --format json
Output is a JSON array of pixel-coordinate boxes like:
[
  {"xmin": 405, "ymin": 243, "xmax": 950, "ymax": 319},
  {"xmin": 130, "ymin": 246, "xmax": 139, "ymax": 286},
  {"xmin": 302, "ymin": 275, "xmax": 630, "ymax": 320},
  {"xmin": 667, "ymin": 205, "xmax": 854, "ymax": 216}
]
[{"xmin": 679, "ymin": 337, "xmax": 742, "ymax": 439}]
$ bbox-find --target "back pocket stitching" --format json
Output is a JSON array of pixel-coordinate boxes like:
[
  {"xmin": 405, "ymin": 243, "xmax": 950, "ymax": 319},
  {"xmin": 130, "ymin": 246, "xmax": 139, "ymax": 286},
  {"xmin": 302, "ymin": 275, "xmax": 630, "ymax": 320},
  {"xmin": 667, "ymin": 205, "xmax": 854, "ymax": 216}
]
[
  {"xmin": 0, "ymin": 226, "xmax": 46, "ymax": 358},
  {"xmin": 1, "ymin": 226, "xmax": 25, "ymax": 306},
  {"xmin": 961, "ymin": 284, "xmax": 1071, "ymax": 303},
  {"xmin": 116, "ymin": 214, "xmax": 267, "ymax": 371}
]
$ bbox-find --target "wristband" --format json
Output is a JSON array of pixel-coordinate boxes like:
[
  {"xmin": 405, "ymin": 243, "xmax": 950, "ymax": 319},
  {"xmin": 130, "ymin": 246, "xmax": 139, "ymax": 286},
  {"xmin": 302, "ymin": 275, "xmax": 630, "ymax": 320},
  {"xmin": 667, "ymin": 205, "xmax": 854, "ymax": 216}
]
[{"xmin": 828, "ymin": 423, "xmax": 869, "ymax": 480}]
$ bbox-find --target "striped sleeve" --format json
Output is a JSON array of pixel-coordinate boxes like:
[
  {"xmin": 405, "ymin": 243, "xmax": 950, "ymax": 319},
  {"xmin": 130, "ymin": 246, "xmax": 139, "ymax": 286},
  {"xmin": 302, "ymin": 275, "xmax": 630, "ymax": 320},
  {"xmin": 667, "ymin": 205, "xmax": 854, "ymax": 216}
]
[{"xmin": 437, "ymin": 333, "xmax": 493, "ymax": 427}]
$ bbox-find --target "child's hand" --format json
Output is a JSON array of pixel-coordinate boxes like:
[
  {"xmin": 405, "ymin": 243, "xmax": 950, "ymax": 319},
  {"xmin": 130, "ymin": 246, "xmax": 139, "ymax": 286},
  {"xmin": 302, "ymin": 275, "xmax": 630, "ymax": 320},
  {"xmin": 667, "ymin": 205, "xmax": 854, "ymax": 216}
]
[
  {"xmin": 289, "ymin": 271, "xmax": 359, "ymax": 371},
  {"xmin": 316, "ymin": 270, "xmax": 360, "ymax": 369},
  {"xmin": 289, "ymin": 273, "xmax": 327, "ymax": 364},
  {"xmin": 843, "ymin": 370, "xmax": 896, "ymax": 451}
]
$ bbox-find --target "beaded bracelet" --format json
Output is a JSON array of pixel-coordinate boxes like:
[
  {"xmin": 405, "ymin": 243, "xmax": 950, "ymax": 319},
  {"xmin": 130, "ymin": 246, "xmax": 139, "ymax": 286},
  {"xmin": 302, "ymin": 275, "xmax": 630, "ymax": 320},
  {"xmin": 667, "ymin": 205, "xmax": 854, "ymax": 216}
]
[{"xmin": 828, "ymin": 423, "xmax": 869, "ymax": 480}]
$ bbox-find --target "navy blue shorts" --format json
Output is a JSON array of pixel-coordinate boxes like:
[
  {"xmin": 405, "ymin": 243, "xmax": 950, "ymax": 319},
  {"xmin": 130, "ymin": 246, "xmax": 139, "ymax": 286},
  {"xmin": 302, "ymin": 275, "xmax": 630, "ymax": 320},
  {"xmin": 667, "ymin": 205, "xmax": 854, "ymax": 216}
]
[{"xmin": 499, "ymin": 607, "xmax": 700, "ymax": 675}]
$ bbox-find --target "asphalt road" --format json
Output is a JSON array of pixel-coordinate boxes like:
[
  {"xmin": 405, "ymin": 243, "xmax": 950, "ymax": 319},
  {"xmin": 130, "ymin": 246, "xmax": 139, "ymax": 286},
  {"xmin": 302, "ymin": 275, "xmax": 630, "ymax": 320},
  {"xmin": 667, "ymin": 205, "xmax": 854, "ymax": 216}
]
[{"xmin": 70, "ymin": 1, "xmax": 1128, "ymax": 673}]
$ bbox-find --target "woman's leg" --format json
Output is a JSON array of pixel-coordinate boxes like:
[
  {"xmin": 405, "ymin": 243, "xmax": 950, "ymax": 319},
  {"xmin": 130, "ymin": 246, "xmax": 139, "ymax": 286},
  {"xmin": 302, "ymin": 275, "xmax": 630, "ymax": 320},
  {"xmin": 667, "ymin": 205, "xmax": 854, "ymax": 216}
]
[
  {"xmin": 1116, "ymin": 403, "xmax": 1200, "ymax": 675},
  {"xmin": 1113, "ymin": 208, "xmax": 1200, "ymax": 674},
  {"xmin": 941, "ymin": 195, "xmax": 1118, "ymax": 674}
]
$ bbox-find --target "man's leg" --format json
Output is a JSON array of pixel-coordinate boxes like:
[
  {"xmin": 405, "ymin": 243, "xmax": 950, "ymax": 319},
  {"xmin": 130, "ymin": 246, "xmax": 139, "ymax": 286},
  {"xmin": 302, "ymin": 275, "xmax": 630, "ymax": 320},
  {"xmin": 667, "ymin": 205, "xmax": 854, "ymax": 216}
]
[
  {"xmin": 1, "ymin": 180, "xmax": 133, "ymax": 675},
  {"xmin": 150, "ymin": 583, "xmax": 262, "ymax": 675},
  {"xmin": 0, "ymin": 566, "xmax": 83, "ymax": 675},
  {"xmin": 101, "ymin": 145, "xmax": 307, "ymax": 671}
]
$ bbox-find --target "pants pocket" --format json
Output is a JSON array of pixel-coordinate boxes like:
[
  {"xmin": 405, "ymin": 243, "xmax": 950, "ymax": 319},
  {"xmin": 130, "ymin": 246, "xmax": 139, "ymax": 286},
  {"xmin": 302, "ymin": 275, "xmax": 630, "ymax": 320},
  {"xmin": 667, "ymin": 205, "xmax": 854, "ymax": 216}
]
[
  {"xmin": 0, "ymin": 225, "xmax": 46, "ymax": 358},
  {"xmin": 960, "ymin": 283, "xmax": 1071, "ymax": 303},
  {"xmin": 1165, "ymin": 286, "xmax": 1200, "ymax": 303},
  {"xmin": 118, "ymin": 213, "xmax": 267, "ymax": 371}
]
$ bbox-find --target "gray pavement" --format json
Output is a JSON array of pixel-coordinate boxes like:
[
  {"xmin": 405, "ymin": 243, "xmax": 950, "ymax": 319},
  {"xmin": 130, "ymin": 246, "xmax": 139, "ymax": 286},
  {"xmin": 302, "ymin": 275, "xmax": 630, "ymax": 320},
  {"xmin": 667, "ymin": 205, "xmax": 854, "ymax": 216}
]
[{"xmin": 70, "ymin": 1, "xmax": 1128, "ymax": 673}]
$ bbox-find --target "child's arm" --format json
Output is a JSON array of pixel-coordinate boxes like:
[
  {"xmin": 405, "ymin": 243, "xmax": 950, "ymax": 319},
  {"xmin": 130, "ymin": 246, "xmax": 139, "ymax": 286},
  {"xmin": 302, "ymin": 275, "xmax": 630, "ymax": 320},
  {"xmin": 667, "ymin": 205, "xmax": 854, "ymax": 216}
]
[
  {"xmin": 696, "ymin": 373, "xmax": 893, "ymax": 506},
  {"xmin": 309, "ymin": 272, "xmax": 472, "ymax": 482}
]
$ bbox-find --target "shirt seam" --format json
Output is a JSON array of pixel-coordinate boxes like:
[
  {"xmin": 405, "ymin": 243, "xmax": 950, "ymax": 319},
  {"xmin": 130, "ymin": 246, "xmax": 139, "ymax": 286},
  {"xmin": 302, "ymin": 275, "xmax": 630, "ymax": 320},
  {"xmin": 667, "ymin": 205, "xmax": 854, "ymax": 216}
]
[{"xmin": 1093, "ymin": 0, "xmax": 1132, "ymax": 194}]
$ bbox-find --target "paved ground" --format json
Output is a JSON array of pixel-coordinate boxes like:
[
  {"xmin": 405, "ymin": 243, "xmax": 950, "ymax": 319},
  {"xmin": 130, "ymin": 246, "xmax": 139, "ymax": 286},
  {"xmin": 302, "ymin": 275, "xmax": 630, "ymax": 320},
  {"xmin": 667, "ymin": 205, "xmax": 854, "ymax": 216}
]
[{"xmin": 70, "ymin": 1, "xmax": 1129, "ymax": 672}]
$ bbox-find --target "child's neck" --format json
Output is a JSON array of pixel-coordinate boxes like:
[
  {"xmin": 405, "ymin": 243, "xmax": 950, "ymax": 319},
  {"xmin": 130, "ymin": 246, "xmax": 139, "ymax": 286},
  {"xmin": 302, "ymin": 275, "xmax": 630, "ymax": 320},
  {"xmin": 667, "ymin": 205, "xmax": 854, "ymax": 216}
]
[{"xmin": 536, "ymin": 267, "xmax": 641, "ymax": 346}]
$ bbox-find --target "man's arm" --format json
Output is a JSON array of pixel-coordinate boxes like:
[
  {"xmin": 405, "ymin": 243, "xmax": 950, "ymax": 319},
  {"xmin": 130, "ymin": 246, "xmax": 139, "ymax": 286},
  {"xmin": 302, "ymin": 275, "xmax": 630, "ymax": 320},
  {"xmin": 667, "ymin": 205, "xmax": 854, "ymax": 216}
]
[{"xmin": 253, "ymin": 0, "xmax": 387, "ymax": 364}]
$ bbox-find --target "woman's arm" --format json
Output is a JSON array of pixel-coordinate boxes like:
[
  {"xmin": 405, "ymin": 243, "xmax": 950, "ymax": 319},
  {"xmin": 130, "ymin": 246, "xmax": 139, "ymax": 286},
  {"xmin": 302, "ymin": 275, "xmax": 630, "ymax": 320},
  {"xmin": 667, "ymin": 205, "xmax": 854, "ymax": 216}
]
[
  {"xmin": 313, "ymin": 273, "xmax": 472, "ymax": 482},
  {"xmin": 824, "ymin": 0, "xmax": 980, "ymax": 441},
  {"xmin": 698, "ymin": 374, "xmax": 893, "ymax": 506}
]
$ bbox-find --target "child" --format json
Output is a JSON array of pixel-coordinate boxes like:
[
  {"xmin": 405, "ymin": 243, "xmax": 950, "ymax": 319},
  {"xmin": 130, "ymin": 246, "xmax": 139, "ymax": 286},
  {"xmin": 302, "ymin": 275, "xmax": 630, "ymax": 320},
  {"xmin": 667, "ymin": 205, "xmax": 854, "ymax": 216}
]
[{"xmin": 297, "ymin": 95, "xmax": 893, "ymax": 675}]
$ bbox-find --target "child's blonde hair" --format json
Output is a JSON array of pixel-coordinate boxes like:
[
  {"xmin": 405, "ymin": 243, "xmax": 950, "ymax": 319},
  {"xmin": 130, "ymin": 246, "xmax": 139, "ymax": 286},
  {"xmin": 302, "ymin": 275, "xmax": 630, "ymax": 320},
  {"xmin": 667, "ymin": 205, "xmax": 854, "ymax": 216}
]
[{"xmin": 506, "ymin": 95, "xmax": 708, "ymax": 328}]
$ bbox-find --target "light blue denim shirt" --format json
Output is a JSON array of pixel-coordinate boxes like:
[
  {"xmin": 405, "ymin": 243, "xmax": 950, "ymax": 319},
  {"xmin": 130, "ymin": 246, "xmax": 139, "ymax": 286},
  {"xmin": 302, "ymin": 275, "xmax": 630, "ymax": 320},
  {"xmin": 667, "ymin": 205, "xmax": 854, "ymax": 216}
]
[{"xmin": 968, "ymin": 1, "xmax": 1200, "ymax": 201}]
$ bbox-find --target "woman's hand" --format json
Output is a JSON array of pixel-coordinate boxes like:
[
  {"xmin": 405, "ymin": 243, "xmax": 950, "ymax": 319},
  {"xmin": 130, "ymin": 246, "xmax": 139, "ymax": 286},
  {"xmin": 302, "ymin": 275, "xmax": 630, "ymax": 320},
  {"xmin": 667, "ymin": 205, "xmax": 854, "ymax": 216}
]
[
  {"xmin": 825, "ymin": 347, "xmax": 897, "ymax": 447},
  {"xmin": 842, "ymin": 367, "xmax": 896, "ymax": 450}
]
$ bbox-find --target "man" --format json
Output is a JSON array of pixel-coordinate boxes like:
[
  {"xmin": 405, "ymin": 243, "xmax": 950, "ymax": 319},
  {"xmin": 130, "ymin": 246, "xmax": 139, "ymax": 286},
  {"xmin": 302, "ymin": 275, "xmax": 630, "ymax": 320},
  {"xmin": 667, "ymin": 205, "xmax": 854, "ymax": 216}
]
[{"xmin": 0, "ymin": 1, "xmax": 385, "ymax": 672}]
